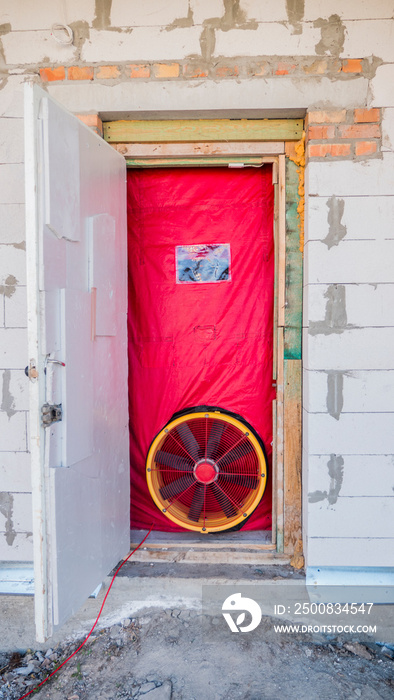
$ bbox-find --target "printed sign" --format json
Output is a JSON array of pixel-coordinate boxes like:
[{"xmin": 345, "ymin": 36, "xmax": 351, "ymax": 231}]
[{"xmin": 176, "ymin": 244, "xmax": 231, "ymax": 284}]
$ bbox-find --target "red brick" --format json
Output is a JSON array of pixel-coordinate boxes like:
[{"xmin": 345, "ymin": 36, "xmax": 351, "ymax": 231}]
[
  {"xmin": 355, "ymin": 141, "xmax": 377, "ymax": 156},
  {"xmin": 308, "ymin": 143, "xmax": 351, "ymax": 158},
  {"xmin": 76, "ymin": 114, "xmax": 103, "ymax": 137},
  {"xmin": 338, "ymin": 123, "xmax": 381, "ymax": 139},
  {"xmin": 183, "ymin": 64, "xmax": 209, "ymax": 78},
  {"xmin": 126, "ymin": 64, "xmax": 150, "ymax": 78},
  {"xmin": 68, "ymin": 66, "xmax": 94, "ymax": 80},
  {"xmin": 307, "ymin": 125, "xmax": 335, "ymax": 140},
  {"xmin": 40, "ymin": 66, "xmax": 65, "ymax": 82},
  {"xmin": 96, "ymin": 65, "xmax": 121, "ymax": 80},
  {"xmin": 354, "ymin": 108, "xmax": 380, "ymax": 123},
  {"xmin": 214, "ymin": 64, "xmax": 239, "ymax": 78},
  {"xmin": 275, "ymin": 62, "xmax": 296, "ymax": 75},
  {"xmin": 307, "ymin": 109, "xmax": 347, "ymax": 124},
  {"xmin": 153, "ymin": 63, "xmax": 180, "ymax": 78},
  {"xmin": 342, "ymin": 59, "xmax": 363, "ymax": 73}
]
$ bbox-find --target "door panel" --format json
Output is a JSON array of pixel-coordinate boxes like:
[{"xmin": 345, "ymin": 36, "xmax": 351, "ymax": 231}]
[{"xmin": 25, "ymin": 84, "xmax": 129, "ymax": 640}]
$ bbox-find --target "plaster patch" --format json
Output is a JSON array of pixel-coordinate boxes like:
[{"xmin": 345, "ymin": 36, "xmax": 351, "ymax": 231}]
[
  {"xmin": 200, "ymin": 26, "xmax": 216, "ymax": 62},
  {"xmin": 203, "ymin": 0, "xmax": 258, "ymax": 32},
  {"xmin": 0, "ymin": 274, "xmax": 17, "ymax": 298},
  {"xmin": 12, "ymin": 241, "xmax": 25, "ymax": 250},
  {"xmin": 286, "ymin": 0, "xmax": 304, "ymax": 35},
  {"xmin": 1, "ymin": 369, "xmax": 16, "ymax": 419},
  {"xmin": 326, "ymin": 371, "xmax": 343, "ymax": 420},
  {"xmin": 166, "ymin": 4, "xmax": 194, "ymax": 31},
  {"xmin": 93, "ymin": 0, "xmax": 112, "ymax": 30},
  {"xmin": 0, "ymin": 492, "xmax": 16, "ymax": 546},
  {"xmin": 309, "ymin": 284, "xmax": 354, "ymax": 335},
  {"xmin": 323, "ymin": 195, "xmax": 347, "ymax": 249},
  {"xmin": 314, "ymin": 14, "xmax": 345, "ymax": 56},
  {"xmin": 308, "ymin": 454, "xmax": 344, "ymax": 505},
  {"xmin": 69, "ymin": 21, "xmax": 90, "ymax": 56}
]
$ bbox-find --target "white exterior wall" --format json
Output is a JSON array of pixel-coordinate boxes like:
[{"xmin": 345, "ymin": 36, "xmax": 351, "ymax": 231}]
[{"xmin": 0, "ymin": 0, "xmax": 393, "ymax": 570}]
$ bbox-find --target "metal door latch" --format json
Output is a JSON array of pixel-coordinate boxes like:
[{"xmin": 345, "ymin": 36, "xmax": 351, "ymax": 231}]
[{"xmin": 41, "ymin": 403, "xmax": 62, "ymax": 427}]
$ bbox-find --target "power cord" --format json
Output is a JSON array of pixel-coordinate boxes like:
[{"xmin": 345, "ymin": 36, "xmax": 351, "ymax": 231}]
[{"xmin": 18, "ymin": 526, "xmax": 154, "ymax": 700}]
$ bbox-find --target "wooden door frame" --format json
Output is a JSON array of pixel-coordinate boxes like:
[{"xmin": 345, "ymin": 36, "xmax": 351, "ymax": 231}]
[{"xmin": 102, "ymin": 119, "xmax": 303, "ymax": 559}]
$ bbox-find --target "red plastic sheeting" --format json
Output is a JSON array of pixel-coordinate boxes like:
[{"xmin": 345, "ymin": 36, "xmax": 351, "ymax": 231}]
[{"xmin": 127, "ymin": 167, "xmax": 275, "ymax": 531}]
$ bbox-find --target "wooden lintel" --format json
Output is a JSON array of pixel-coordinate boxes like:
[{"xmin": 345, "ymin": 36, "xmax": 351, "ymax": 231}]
[
  {"xmin": 104, "ymin": 119, "xmax": 303, "ymax": 143},
  {"xmin": 115, "ymin": 141, "xmax": 285, "ymax": 157},
  {"xmin": 126, "ymin": 156, "xmax": 266, "ymax": 168}
]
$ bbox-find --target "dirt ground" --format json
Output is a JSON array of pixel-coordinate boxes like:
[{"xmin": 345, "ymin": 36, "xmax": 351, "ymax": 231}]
[{"xmin": 1, "ymin": 605, "xmax": 394, "ymax": 700}]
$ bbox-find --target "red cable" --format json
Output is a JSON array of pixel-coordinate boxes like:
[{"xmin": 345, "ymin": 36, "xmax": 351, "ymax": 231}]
[{"xmin": 18, "ymin": 526, "xmax": 154, "ymax": 700}]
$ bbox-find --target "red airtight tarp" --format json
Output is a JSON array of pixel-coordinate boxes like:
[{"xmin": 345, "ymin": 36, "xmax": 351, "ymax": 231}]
[{"xmin": 127, "ymin": 167, "xmax": 275, "ymax": 531}]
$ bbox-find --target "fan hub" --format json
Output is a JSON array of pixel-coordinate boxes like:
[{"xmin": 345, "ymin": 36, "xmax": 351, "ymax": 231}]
[{"xmin": 193, "ymin": 458, "xmax": 218, "ymax": 485}]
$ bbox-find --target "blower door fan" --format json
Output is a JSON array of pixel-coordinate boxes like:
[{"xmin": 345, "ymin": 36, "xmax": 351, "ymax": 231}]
[{"xmin": 146, "ymin": 409, "xmax": 268, "ymax": 533}]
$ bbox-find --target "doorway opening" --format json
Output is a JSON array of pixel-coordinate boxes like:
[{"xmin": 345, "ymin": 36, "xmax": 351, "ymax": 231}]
[{"xmin": 103, "ymin": 118, "xmax": 303, "ymax": 560}]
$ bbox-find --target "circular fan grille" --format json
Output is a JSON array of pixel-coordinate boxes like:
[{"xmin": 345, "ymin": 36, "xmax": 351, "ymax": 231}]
[{"xmin": 146, "ymin": 409, "xmax": 267, "ymax": 533}]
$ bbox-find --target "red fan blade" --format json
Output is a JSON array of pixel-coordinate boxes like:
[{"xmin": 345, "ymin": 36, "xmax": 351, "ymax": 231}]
[
  {"xmin": 155, "ymin": 450, "xmax": 193, "ymax": 471},
  {"xmin": 159, "ymin": 474, "xmax": 195, "ymax": 501}
]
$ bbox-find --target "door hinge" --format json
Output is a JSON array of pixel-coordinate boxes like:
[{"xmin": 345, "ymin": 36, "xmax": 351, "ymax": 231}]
[{"xmin": 41, "ymin": 403, "xmax": 62, "ymax": 427}]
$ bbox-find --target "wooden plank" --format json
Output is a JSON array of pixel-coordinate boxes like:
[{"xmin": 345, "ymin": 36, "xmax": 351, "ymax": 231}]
[
  {"xmin": 284, "ymin": 157, "xmax": 303, "ymax": 359},
  {"xmin": 277, "ymin": 154, "xmax": 286, "ymax": 328},
  {"xmin": 115, "ymin": 141, "xmax": 285, "ymax": 157},
  {"xmin": 283, "ymin": 359, "xmax": 302, "ymax": 555},
  {"xmin": 104, "ymin": 119, "xmax": 303, "ymax": 143},
  {"xmin": 126, "ymin": 156, "xmax": 265, "ymax": 168},
  {"xmin": 274, "ymin": 327, "xmax": 284, "ymax": 553}
]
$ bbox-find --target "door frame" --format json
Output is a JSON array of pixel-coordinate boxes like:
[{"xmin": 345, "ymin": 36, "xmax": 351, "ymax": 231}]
[{"xmin": 101, "ymin": 118, "xmax": 304, "ymax": 558}]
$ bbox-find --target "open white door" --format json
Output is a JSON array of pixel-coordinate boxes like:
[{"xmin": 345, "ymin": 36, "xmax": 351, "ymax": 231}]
[{"xmin": 25, "ymin": 84, "xmax": 129, "ymax": 641}]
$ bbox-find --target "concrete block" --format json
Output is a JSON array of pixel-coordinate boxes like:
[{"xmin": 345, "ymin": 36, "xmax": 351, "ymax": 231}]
[
  {"xmin": 304, "ymin": 409, "xmax": 394, "ymax": 455},
  {"xmin": 190, "ymin": 0, "xmax": 226, "ymax": 24},
  {"xmin": 304, "ymin": 239, "xmax": 394, "ymax": 284},
  {"xmin": 307, "ymin": 153, "xmax": 394, "ymax": 197},
  {"xmin": 0, "ymin": 77, "xmax": 24, "ymax": 118},
  {"xmin": 0, "ymin": 118, "xmax": 24, "ymax": 164},
  {"xmin": 240, "ymin": 0, "xmax": 288, "ymax": 22},
  {"xmin": 304, "ymin": 368, "xmax": 394, "ymax": 414},
  {"xmin": 370, "ymin": 64, "xmax": 394, "ymax": 107},
  {"xmin": 0, "ymin": 492, "xmax": 32, "ymax": 533},
  {"xmin": 382, "ymin": 107, "xmax": 394, "ymax": 151},
  {"xmin": 307, "ymin": 454, "xmax": 394, "ymax": 498},
  {"xmin": 307, "ymin": 537, "xmax": 393, "ymax": 568},
  {"xmin": 304, "ymin": 0, "xmax": 394, "ymax": 21},
  {"xmin": 5, "ymin": 285, "xmax": 27, "ymax": 328},
  {"xmin": 0, "ymin": 0, "xmax": 95, "ymax": 30},
  {"xmin": 47, "ymin": 74, "xmax": 368, "ymax": 116},
  {"xmin": 305, "ymin": 194, "xmax": 394, "ymax": 244},
  {"xmin": 111, "ymin": 0, "xmax": 189, "ymax": 27},
  {"xmin": 1, "ymin": 368, "xmax": 29, "ymax": 412},
  {"xmin": 0, "ymin": 294, "xmax": 4, "ymax": 328},
  {"xmin": 0, "ymin": 452, "xmax": 31, "ymax": 491},
  {"xmin": 342, "ymin": 19, "xmax": 394, "ymax": 63},
  {"xmin": 0, "ymin": 531, "xmax": 33, "ymax": 561},
  {"xmin": 0, "ymin": 204, "xmax": 25, "ymax": 244},
  {"xmin": 0, "ymin": 411, "xmax": 27, "ymax": 451},
  {"xmin": 0, "ymin": 165, "xmax": 24, "ymax": 204},
  {"xmin": 214, "ymin": 22, "xmax": 320, "ymax": 57},
  {"xmin": 2, "ymin": 30, "xmax": 77, "ymax": 65},
  {"xmin": 0, "ymin": 245, "xmax": 26, "ymax": 285},
  {"xmin": 303, "ymin": 327, "xmax": 394, "ymax": 370},
  {"xmin": 307, "ymin": 496, "xmax": 394, "ymax": 539},
  {"xmin": 304, "ymin": 283, "xmax": 394, "ymax": 328},
  {"xmin": 81, "ymin": 27, "xmax": 201, "ymax": 62},
  {"xmin": 0, "ymin": 329, "xmax": 28, "ymax": 369}
]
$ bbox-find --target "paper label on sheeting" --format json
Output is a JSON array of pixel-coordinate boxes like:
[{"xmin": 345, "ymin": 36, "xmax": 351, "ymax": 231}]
[{"xmin": 176, "ymin": 244, "xmax": 231, "ymax": 284}]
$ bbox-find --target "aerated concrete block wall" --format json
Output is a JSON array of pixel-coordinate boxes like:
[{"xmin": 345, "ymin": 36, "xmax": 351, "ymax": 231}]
[{"xmin": 0, "ymin": 0, "xmax": 393, "ymax": 569}]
